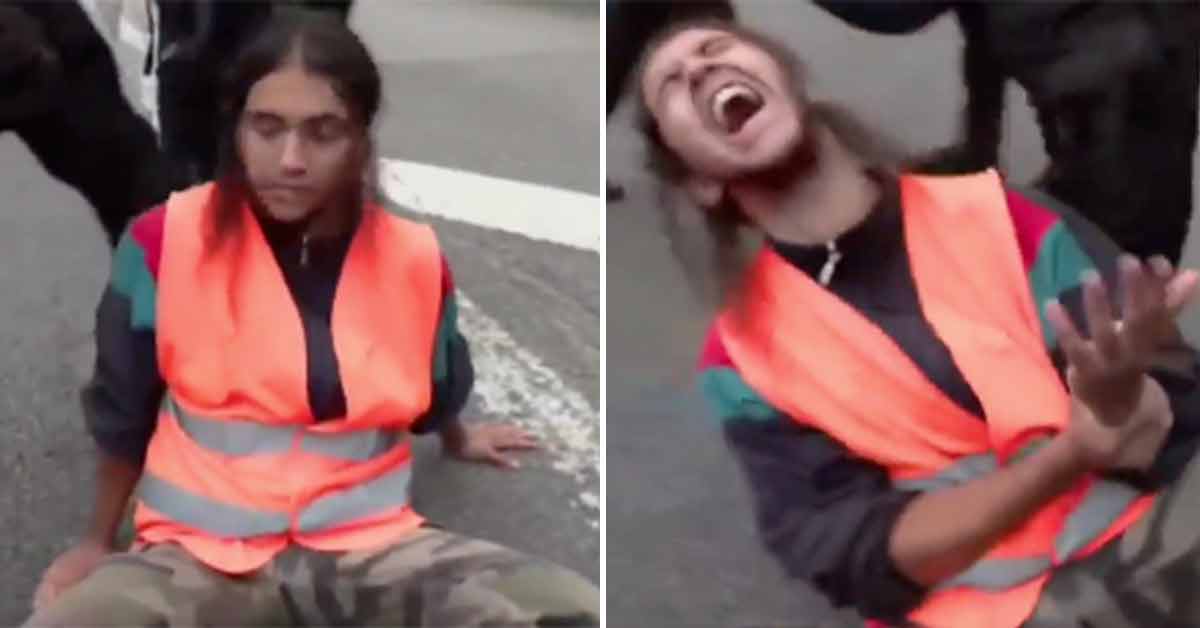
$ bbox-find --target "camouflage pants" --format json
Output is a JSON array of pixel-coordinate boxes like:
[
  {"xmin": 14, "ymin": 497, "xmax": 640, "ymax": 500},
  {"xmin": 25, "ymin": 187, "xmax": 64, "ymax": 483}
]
[{"xmin": 24, "ymin": 526, "xmax": 599, "ymax": 627}]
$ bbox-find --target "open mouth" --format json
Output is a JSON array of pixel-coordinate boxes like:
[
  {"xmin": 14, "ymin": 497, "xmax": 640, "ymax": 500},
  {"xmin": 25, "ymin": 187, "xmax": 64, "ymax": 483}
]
[{"xmin": 710, "ymin": 82, "xmax": 764, "ymax": 135}]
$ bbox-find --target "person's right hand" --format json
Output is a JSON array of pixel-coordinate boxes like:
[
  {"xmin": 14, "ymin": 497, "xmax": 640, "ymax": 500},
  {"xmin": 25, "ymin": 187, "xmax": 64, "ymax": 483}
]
[{"xmin": 32, "ymin": 538, "xmax": 111, "ymax": 612}]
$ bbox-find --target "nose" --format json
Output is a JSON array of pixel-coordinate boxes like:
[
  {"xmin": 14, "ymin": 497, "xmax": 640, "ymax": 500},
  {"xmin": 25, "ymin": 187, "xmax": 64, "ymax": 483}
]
[{"xmin": 279, "ymin": 131, "xmax": 307, "ymax": 174}]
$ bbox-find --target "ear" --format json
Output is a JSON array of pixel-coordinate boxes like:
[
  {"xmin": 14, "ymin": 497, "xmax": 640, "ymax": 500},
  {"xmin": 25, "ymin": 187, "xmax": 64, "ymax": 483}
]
[{"xmin": 684, "ymin": 176, "xmax": 724, "ymax": 211}]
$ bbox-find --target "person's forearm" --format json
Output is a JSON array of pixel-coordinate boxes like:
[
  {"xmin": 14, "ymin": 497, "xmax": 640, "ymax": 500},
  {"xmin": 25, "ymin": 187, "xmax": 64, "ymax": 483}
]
[
  {"xmin": 85, "ymin": 452, "xmax": 142, "ymax": 548},
  {"xmin": 889, "ymin": 436, "xmax": 1086, "ymax": 586}
]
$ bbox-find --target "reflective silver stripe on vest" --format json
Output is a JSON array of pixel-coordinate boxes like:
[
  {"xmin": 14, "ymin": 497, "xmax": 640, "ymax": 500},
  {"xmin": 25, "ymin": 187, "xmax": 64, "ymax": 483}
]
[
  {"xmin": 895, "ymin": 451, "xmax": 1145, "ymax": 591},
  {"xmin": 1055, "ymin": 479, "xmax": 1142, "ymax": 562},
  {"xmin": 935, "ymin": 556, "xmax": 1052, "ymax": 592},
  {"xmin": 300, "ymin": 429, "xmax": 401, "ymax": 462},
  {"xmin": 165, "ymin": 395, "xmax": 402, "ymax": 461},
  {"xmin": 893, "ymin": 454, "xmax": 997, "ymax": 492},
  {"xmin": 167, "ymin": 397, "xmax": 294, "ymax": 456},
  {"xmin": 296, "ymin": 465, "xmax": 413, "ymax": 533},
  {"xmin": 138, "ymin": 472, "xmax": 291, "ymax": 537}
]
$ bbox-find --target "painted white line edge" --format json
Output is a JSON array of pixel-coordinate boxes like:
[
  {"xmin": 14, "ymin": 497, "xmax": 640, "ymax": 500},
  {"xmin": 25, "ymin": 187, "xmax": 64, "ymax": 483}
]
[
  {"xmin": 457, "ymin": 296, "xmax": 600, "ymax": 524},
  {"xmin": 379, "ymin": 160, "xmax": 600, "ymax": 252}
]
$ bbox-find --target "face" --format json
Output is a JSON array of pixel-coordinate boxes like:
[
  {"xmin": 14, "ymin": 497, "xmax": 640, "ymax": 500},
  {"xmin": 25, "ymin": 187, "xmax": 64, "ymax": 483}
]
[
  {"xmin": 640, "ymin": 27, "xmax": 803, "ymax": 181},
  {"xmin": 237, "ymin": 65, "xmax": 362, "ymax": 223}
]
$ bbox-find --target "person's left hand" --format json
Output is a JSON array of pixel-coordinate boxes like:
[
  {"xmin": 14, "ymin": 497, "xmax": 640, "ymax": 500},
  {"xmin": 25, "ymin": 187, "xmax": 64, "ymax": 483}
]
[
  {"xmin": 1046, "ymin": 254, "xmax": 1200, "ymax": 424},
  {"xmin": 448, "ymin": 423, "xmax": 540, "ymax": 469}
]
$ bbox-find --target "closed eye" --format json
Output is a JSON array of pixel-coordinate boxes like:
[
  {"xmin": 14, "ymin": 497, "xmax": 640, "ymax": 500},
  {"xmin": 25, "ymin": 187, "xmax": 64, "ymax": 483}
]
[{"xmin": 655, "ymin": 69, "xmax": 684, "ymax": 108}]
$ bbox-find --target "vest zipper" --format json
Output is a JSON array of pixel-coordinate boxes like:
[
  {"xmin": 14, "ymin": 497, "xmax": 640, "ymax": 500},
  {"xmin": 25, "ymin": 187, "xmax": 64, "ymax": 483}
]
[
  {"xmin": 300, "ymin": 232, "xmax": 311, "ymax": 267},
  {"xmin": 818, "ymin": 240, "xmax": 841, "ymax": 286}
]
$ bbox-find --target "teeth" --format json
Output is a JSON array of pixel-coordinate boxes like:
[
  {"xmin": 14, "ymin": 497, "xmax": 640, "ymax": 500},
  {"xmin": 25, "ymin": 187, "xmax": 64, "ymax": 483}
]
[{"xmin": 711, "ymin": 83, "xmax": 758, "ymax": 129}]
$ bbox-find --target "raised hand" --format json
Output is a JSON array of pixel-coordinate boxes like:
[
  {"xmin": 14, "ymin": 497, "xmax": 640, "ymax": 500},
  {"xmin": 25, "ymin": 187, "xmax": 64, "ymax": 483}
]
[{"xmin": 1045, "ymin": 255, "xmax": 1199, "ymax": 425}]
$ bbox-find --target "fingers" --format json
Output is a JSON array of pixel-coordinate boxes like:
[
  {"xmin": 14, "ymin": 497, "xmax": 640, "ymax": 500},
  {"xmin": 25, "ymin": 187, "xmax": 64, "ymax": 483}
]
[
  {"xmin": 1121, "ymin": 256, "xmax": 1197, "ymax": 355},
  {"xmin": 1081, "ymin": 270, "xmax": 1120, "ymax": 360},
  {"xmin": 486, "ymin": 450, "xmax": 520, "ymax": 470},
  {"xmin": 1165, "ymin": 269, "xmax": 1200, "ymax": 318},
  {"xmin": 1117, "ymin": 257, "xmax": 1159, "ymax": 359},
  {"xmin": 1119, "ymin": 255, "xmax": 1154, "ymax": 323},
  {"xmin": 486, "ymin": 424, "xmax": 541, "ymax": 450},
  {"xmin": 1046, "ymin": 298, "xmax": 1102, "ymax": 375}
]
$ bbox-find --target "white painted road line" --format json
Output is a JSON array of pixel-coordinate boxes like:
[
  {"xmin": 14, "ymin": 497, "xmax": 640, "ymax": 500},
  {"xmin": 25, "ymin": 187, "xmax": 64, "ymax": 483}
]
[
  {"xmin": 380, "ymin": 159, "xmax": 601, "ymax": 252},
  {"xmin": 457, "ymin": 295, "xmax": 600, "ymax": 525}
]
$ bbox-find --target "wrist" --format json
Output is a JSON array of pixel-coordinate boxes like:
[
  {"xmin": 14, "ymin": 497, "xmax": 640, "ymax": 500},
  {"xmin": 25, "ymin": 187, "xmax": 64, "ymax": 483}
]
[
  {"xmin": 1039, "ymin": 435, "xmax": 1093, "ymax": 484},
  {"xmin": 80, "ymin": 531, "xmax": 115, "ymax": 551},
  {"xmin": 439, "ymin": 420, "xmax": 467, "ymax": 453}
]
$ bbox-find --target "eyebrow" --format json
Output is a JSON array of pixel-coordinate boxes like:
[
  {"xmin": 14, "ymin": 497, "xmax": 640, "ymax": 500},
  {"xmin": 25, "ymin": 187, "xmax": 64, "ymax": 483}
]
[{"xmin": 245, "ymin": 110, "xmax": 349, "ymax": 125}]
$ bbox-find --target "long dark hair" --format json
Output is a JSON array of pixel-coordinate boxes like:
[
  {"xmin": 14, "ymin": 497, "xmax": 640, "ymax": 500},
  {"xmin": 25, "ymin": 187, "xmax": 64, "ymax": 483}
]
[
  {"xmin": 207, "ymin": 8, "xmax": 382, "ymax": 248},
  {"xmin": 635, "ymin": 19, "xmax": 909, "ymax": 310}
]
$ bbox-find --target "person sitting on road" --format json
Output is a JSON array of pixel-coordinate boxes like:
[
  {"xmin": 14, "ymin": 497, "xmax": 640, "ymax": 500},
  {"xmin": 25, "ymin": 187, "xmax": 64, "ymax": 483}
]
[
  {"xmin": 25, "ymin": 11, "xmax": 598, "ymax": 628},
  {"xmin": 636, "ymin": 21, "xmax": 1200, "ymax": 628}
]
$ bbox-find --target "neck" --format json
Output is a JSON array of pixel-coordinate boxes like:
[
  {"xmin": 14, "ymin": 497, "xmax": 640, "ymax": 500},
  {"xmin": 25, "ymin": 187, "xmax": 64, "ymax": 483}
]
[
  {"xmin": 306, "ymin": 200, "xmax": 356, "ymax": 238},
  {"xmin": 732, "ymin": 123, "xmax": 880, "ymax": 246}
]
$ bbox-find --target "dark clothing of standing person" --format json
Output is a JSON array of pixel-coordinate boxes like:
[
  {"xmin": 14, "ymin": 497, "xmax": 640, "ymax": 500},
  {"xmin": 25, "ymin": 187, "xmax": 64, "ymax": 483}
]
[
  {"xmin": 1008, "ymin": 2, "xmax": 1200, "ymax": 264},
  {"xmin": 820, "ymin": 0, "xmax": 1200, "ymax": 264},
  {"xmin": 0, "ymin": 1, "xmax": 169, "ymax": 248}
]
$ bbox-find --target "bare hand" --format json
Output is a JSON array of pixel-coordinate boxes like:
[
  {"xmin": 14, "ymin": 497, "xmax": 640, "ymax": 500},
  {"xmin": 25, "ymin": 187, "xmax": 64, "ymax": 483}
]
[
  {"xmin": 1046, "ymin": 255, "xmax": 1199, "ymax": 424},
  {"xmin": 448, "ymin": 423, "xmax": 539, "ymax": 469},
  {"xmin": 1062, "ymin": 377, "xmax": 1173, "ymax": 472},
  {"xmin": 32, "ymin": 538, "xmax": 111, "ymax": 611}
]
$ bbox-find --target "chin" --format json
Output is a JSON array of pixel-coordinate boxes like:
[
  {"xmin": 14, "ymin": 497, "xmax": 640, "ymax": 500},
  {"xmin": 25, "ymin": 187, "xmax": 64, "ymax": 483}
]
[{"xmin": 262, "ymin": 204, "xmax": 312, "ymax": 224}]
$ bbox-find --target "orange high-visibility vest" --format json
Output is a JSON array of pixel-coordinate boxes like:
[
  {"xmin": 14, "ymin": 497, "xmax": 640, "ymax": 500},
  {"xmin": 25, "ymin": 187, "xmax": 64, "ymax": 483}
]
[
  {"xmin": 133, "ymin": 182, "xmax": 441, "ymax": 574},
  {"xmin": 718, "ymin": 170, "xmax": 1155, "ymax": 628}
]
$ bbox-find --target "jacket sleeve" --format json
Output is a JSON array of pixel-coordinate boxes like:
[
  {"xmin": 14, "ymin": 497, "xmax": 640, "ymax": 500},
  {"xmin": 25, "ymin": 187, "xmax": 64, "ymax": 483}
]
[
  {"xmin": 1009, "ymin": 186, "xmax": 1200, "ymax": 489},
  {"xmin": 79, "ymin": 217, "xmax": 166, "ymax": 466},
  {"xmin": 410, "ymin": 256, "xmax": 474, "ymax": 434},
  {"xmin": 699, "ymin": 331, "xmax": 927, "ymax": 621}
]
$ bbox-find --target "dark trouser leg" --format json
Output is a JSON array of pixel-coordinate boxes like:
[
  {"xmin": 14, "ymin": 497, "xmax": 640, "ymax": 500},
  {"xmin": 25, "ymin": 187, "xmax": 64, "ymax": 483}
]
[
  {"xmin": 913, "ymin": 5, "xmax": 1006, "ymax": 175},
  {"xmin": 956, "ymin": 5, "xmax": 1004, "ymax": 168},
  {"xmin": 605, "ymin": 2, "xmax": 660, "ymax": 117},
  {"xmin": 13, "ymin": 4, "xmax": 168, "ymax": 247},
  {"xmin": 1041, "ymin": 40, "xmax": 1197, "ymax": 263},
  {"xmin": 155, "ymin": 57, "xmax": 218, "ymax": 191},
  {"xmin": 294, "ymin": 0, "xmax": 355, "ymax": 20}
]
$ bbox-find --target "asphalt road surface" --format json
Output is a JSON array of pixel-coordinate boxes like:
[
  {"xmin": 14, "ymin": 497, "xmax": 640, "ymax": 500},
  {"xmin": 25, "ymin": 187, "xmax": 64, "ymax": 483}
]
[
  {"xmin": 606, "ymin": 2, "xmax": 1200, "ymax": 626},
  {"xmin": 0, "ymin": 1, "xmax": 599, "ymax": 624}
]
